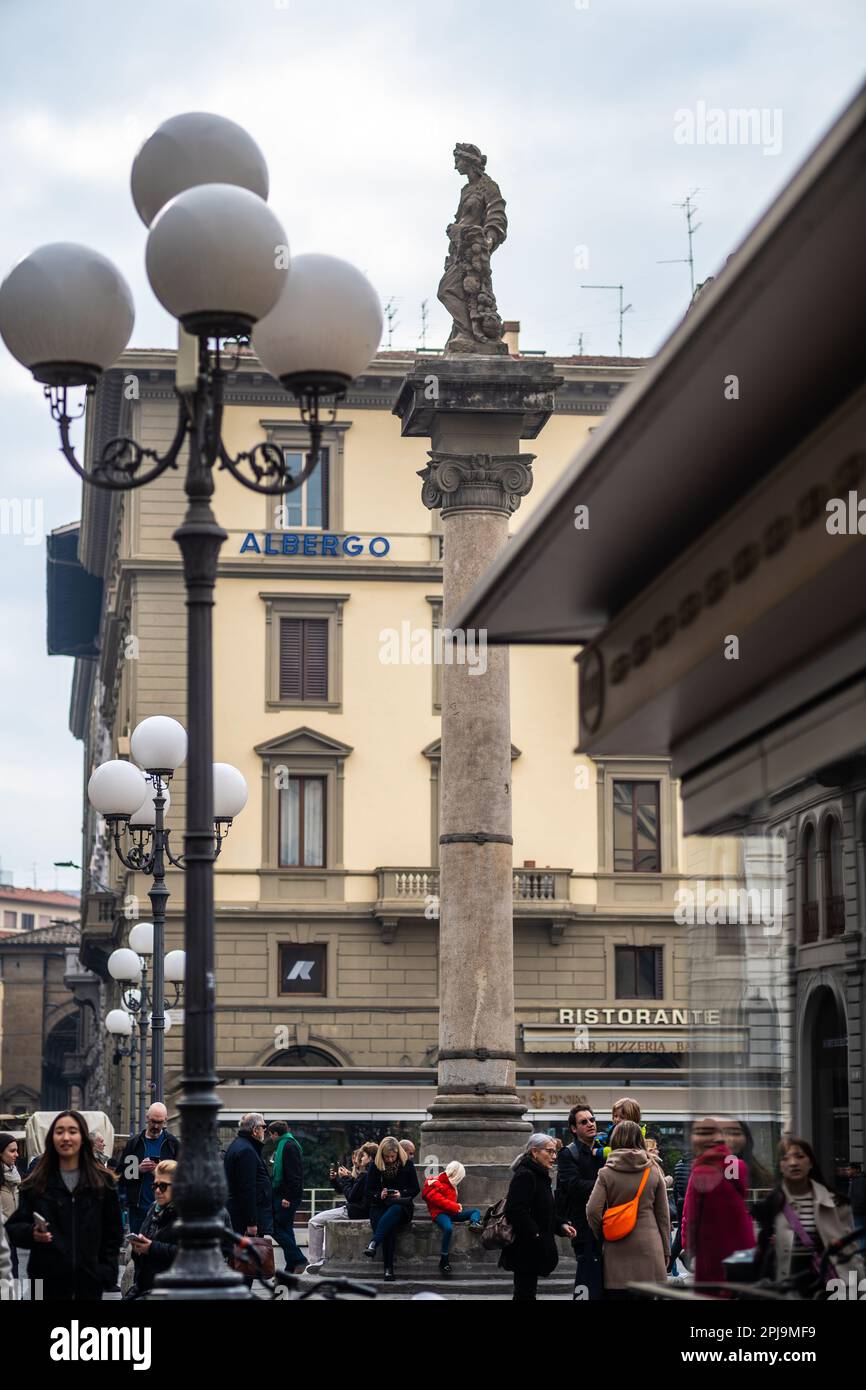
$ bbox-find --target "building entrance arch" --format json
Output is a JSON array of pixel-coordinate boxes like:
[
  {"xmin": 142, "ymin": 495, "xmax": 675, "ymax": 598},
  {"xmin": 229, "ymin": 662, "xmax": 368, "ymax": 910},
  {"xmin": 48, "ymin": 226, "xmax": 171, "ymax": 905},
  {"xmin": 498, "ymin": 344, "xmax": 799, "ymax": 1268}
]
[{"xmin": 804, "ymin": 984, "xmax": 849, "ymax": 1186}]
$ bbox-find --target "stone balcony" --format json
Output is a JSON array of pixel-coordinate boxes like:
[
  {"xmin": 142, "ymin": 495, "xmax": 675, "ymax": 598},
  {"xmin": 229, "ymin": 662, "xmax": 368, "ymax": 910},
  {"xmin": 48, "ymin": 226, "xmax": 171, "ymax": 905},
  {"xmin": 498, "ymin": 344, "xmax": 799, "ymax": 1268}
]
[{"xmin": 374, "ymin": 866, "xmax": 575, "ymax": 944}]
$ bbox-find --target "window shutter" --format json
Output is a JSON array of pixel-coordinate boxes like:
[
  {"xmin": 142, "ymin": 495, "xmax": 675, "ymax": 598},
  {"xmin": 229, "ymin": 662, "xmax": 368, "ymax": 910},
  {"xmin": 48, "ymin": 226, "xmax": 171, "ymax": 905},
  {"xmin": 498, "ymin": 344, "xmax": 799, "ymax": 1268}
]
[
  {"xmin": 302, "ymin": 619, "xmax": 329, "ymax": 700},
  {"xmin": 279, "ymin": 619, "xmax": 302, "ymax": 700},
  {"xmin": 653, "ymin": 946, "xmax": 664, "ymax": 999}
]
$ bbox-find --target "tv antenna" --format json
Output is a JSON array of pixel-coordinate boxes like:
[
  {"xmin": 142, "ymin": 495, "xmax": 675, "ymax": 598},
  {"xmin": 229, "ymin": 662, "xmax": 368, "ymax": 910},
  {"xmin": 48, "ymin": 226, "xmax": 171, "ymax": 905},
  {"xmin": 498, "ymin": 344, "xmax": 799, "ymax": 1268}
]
[
  {"xmin": 384, "ymin": 298, "xmax": 400, "ymax": 349},
  {"xmin": 659, "ymin": 190, "xmax": 703, "ymax": 298},
  {"xmin": 419, "ymin": 299, "xmax": 429, "ymax": 350},
  {"xmin": 581, "ymin": 284, "xmax": 633, "ymax": 356}
]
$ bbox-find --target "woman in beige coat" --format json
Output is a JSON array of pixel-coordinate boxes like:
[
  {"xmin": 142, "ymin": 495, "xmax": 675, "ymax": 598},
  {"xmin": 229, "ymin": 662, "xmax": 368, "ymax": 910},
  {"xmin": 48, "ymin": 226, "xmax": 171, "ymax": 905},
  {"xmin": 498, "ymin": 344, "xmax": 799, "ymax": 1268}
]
[{"xmin": 586, "ymin": 1121, "xmax": 670, "ymax": 1298}]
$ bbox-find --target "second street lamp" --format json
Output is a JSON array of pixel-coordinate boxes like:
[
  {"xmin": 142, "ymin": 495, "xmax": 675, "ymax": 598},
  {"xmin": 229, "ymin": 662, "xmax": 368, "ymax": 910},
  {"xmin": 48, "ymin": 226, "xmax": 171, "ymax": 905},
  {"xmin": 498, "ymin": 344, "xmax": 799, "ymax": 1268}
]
[{"xmin": 89, "ymin": 714, "xmax": 243, "ymax": 1109}]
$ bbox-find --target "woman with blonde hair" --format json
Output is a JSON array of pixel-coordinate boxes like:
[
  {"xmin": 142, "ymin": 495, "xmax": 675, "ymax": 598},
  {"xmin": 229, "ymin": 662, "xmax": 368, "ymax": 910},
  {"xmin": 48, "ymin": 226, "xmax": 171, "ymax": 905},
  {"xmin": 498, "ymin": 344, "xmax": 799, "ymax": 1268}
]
[
  {"xmin": 586, "ymin": 1120, "xmax": 670, "ymax": 1299},
  {"xmin": 363, "ymin": 1136, "xmax": 420, "ymax": 1281},
  {"xmin": 125, "ymin": 1158, "xmax": 180, "ymax": 1298}
]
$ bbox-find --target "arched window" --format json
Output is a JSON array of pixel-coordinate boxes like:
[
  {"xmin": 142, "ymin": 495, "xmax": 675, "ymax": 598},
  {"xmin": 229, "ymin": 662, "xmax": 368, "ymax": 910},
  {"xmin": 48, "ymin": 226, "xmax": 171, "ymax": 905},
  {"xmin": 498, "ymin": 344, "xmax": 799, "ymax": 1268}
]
[
  {"xmin": 801, "ymin": 825, "xmax": 818, "ymax": 943},
  {"xmin": 823, "ymin": 818, "xmax": 845, "ymax": 937},
  {"xmin": 266, "ymin": 1046, "xmax": 339, "ymax": 1067}
]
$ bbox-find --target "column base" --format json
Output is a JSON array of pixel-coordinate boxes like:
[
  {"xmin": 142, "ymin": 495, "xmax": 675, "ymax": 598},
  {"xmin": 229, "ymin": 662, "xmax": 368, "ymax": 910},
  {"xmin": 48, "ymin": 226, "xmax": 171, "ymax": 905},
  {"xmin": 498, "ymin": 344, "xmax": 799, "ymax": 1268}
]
[{"xmin": 420, "ymin": 1092, "xmax": 532, "ymax": 1209}]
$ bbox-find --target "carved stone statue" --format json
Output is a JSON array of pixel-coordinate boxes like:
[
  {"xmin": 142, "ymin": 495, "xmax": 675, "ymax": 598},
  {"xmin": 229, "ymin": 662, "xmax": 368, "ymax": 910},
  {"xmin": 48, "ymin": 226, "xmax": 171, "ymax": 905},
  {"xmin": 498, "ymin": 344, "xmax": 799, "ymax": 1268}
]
[{"xmin": 437, "ymin": 143, "xmax": 509, "ymax": 356}]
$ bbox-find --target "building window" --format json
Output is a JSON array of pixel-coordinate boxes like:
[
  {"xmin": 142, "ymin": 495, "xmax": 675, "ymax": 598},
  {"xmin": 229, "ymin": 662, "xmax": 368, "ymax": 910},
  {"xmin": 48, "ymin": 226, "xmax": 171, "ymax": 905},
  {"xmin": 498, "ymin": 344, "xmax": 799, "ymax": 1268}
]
[
  {"xmin": 615, "ymin": 945, "xmax": 663, "ymax": 999},
  {"xmin": 279, "ymin": 775, "xmax": 326, "ymax": 866},
  {"xmin": 21, "ymin": 913, "xmax": 35, "ymax": 930},
  {"xmin": 259, "ymin": 419, "xmax": 350, "ymax": 534},
  {"xmin": 823, "ymin": 817, "xmax": 845, "ymax": 937},
  {"xmin": 275, "ymin": 449, "xmax": 329, "ymax": 530},
  {"xmin": 2, "ymin": 911, "xmax": 15, "ymax": 929},
  {"xmin": 255, "ymin": 727, "xmax": 353, "ymax": 895},
  {"xmin": 802, "ymin": 824, "xmax": 818, "ymax": 943},
  {"xmin": 279, "ymin": 618, "xmax": 328, "ymax": 701},
  {"xmin": 613, "ymin": 781, "xmax": 660, "ymax": 872},
  {"xmin": 278, "ymin": 942, "xmax": 327, "ymax": 996},
  {"xmin": 262, "ymin": 593, "xmax": 349, "ymax": 711}
]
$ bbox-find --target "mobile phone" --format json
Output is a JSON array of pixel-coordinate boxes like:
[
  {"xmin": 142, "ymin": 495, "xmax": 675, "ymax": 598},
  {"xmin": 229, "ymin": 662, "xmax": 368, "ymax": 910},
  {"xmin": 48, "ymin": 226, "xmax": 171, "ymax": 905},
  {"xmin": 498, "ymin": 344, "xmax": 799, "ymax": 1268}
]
[{"xmin": 33, "ymin": 1211, "xmax": 49, "ymax": 1231}]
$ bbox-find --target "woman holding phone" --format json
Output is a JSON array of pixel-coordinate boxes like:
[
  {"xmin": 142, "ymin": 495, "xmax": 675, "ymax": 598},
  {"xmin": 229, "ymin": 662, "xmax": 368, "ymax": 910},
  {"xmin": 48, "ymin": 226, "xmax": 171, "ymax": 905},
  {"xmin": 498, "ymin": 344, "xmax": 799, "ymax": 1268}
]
[
  {"xmin": 7, "ymin": 1110, "xmax": 122, "ymax": 1301},
  {"xmin": 125, "ymin": 1159, "xmax": 180, "ymax": 1297},
  {"xmin": 363, "ymin": 1136, "xmax": 420, "ymax": 1282}
]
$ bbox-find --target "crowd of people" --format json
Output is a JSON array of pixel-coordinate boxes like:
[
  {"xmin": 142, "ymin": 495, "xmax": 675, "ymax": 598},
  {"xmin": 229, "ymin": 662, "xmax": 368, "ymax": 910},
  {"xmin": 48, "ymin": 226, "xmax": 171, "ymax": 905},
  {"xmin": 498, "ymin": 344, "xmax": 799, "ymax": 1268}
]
[{"xmin": 1, "ymin": 1100, "xmax": 864, "ymax": 1302}]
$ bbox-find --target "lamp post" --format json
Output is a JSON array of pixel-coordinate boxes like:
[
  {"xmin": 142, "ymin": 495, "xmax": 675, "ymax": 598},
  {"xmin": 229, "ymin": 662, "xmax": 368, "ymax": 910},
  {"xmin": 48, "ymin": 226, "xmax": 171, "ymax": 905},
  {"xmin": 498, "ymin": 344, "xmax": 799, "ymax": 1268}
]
[
  {"xmin": 106, "ymin": 925, "xmax": 185, "ymax": 1127},
  {"xmin": 89, "ymin": 715, "xmax": 241, "ymax": 1106},
  {"xmin": 105, "ymin": 1006, "xmax": 138, "ymax": 1135},
  {"xmin": 0, "ymin": 111, "xmax": 384, "ymax": 1297}
]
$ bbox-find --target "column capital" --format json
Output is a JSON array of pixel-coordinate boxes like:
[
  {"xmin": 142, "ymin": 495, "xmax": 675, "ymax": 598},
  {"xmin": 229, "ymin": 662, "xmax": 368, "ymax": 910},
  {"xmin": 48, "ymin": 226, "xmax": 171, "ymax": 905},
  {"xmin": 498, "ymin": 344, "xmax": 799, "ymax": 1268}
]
[{"xmin": 418, "ymin": 450, "xmax": 535, "ymax": 516}]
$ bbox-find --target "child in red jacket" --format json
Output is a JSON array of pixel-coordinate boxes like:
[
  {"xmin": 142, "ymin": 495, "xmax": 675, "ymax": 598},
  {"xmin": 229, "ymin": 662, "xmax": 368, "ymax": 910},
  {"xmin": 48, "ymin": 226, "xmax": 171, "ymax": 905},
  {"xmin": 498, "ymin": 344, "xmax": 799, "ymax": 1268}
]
[{"xmin": 422, "ymin": 1161, "xmax": 482, "ymax": 1274}]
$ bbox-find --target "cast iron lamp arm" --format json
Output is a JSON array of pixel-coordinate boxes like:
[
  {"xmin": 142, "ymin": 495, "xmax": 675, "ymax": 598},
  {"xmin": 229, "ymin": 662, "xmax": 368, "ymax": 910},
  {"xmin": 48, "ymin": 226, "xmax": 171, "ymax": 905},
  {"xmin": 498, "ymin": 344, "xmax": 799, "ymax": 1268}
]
[
  {"xmin": 49, "ymin": 384, "xmax": 189, "ymax": 491},
  {"xmin": 111, "ymin": 823, "xmax": 156, "ymax": 874}
]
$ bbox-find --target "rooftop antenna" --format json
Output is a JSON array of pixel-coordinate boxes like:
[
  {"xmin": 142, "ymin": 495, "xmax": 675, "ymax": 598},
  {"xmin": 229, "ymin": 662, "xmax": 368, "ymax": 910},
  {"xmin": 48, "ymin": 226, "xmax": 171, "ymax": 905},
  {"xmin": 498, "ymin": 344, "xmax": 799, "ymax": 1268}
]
[
  {"xmin": 419, "ymin": 299, "xmax": 429, "ymax": 350},
  {"xmin": 384, "ymin": 298, "xmax": 400, "ymax": 350},
  {"xmin": 658, "ymin": 189, "xmax": 702, "ymax": 298},
  {"xmin": 581, "ymin": 284, "xmax": 633, "ymax": 356}
]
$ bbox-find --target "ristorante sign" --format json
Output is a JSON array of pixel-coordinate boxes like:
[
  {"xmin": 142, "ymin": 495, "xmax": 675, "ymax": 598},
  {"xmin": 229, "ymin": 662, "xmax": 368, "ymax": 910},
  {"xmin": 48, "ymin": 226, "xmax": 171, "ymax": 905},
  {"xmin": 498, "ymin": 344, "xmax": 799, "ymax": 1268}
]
[
  {"xmin": 522, "ymin": 1005, "xmax": 743, "ymax": 1055},
  {"xmin": 239, "ymin": 531, "xmax": 391, "ymax": 557}
]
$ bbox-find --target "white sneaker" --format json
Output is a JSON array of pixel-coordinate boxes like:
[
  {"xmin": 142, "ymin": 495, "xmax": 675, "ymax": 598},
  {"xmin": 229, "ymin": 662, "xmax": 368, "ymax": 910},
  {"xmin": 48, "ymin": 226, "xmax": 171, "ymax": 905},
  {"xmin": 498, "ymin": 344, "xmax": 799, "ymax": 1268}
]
[{"xmin": 304, "ymin": 1261, "xmax": 325, "ymax": 1274}]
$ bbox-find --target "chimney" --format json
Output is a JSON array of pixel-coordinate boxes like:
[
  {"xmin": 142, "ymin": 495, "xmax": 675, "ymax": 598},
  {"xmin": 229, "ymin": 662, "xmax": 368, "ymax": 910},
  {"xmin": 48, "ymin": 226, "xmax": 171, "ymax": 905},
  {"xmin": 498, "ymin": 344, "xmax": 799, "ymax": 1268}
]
[{"xmin": 503, "ymin": 320, "xmax": 520, "ymax": 356}]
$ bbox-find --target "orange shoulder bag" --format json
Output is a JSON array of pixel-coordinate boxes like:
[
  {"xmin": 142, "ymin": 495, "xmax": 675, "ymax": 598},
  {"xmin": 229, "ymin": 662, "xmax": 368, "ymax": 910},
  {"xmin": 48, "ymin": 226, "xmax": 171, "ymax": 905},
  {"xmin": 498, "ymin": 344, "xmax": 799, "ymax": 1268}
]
[{"xmin": 602, "ymin": 1165, "xmax": 650, "ymax": 1241}]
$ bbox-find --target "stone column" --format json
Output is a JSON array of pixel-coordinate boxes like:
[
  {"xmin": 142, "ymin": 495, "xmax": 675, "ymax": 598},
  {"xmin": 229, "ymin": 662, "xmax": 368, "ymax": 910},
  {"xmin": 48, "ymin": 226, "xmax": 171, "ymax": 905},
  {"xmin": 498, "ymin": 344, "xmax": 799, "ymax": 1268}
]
[{"xmin": 394, "ymin": 358, "xmax": 561, "ymax": 1207}]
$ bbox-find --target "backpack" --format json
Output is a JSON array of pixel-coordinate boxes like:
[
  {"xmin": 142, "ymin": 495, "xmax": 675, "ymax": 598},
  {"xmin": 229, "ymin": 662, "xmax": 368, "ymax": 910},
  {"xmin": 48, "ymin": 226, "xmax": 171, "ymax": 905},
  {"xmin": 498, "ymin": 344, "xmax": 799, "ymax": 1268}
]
[
  {"xmin": 602, "ymin": 1166, "xmax": 650, "ymax": 1242},
  {"xmin": 480, "ymin": 1197, "xmax": 515, "ymax": 1250}
]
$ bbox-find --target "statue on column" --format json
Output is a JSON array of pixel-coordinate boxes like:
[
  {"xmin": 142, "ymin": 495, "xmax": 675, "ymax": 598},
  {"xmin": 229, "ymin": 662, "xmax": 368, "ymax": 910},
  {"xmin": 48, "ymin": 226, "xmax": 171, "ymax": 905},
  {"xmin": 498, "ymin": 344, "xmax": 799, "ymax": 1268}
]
[{"xmin": 438, "ymin": 143, "xmax": 509, "ymax": 356}]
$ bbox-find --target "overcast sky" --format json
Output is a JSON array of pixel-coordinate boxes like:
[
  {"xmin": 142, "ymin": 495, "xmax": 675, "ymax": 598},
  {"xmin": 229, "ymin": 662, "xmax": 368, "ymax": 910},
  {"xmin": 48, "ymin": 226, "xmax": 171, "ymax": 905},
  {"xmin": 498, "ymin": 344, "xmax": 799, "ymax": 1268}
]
[{"xmin": 0, "ymin": 0, "xmax": 863, "ymax": 891}]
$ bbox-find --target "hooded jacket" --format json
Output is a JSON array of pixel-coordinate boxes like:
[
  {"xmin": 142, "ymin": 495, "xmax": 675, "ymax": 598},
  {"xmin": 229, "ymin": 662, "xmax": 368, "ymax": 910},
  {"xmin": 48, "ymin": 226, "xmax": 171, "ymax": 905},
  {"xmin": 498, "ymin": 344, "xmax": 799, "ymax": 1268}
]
[
  {"xmin": 586, "ymin": 1146, "xmax": 670, "ymax": 1291},
  {"xmin": 681, "ymin": 1143, "xmax": 755, "ymax": 1284},
  {"xmin": 8, "ymin": 1171, "xmax": 123, "ymax": 1299},
  {"xmin": 422, "ymin": 1171, "xmax": 462, "ymax": 1220}
]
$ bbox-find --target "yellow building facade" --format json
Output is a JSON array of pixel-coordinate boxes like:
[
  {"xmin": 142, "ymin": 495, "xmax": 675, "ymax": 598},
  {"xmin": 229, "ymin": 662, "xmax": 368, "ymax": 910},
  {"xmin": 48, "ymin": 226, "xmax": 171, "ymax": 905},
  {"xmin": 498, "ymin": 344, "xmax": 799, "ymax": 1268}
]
[{"xmin": 64, "ymin": 344, "xmax": 721, "ymax": 1170}]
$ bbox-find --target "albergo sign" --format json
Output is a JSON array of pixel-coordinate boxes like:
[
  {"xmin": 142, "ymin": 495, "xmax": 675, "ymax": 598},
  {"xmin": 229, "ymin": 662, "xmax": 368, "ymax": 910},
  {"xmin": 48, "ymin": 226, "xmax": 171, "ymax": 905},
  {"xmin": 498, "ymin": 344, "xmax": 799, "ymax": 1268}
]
[{"xmin": 240, "ymin": 530, "xmax": 391, "ymax": 557}]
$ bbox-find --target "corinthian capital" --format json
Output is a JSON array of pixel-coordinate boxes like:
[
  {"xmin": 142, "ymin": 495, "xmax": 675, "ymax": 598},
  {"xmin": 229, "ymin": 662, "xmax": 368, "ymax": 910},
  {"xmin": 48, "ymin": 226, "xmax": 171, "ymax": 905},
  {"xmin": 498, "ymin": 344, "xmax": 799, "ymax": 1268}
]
[{"xmin": 417, "ymin": 451, "xmax": 535, "ymax": 516}]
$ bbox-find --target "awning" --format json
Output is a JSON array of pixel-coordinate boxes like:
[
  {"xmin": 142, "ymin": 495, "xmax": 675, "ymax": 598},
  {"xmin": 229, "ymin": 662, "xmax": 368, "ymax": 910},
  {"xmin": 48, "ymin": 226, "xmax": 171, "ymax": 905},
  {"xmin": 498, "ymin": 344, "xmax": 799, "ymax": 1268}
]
[{"xmin": 46, "ymin": 523, "xmax": 103, "ymax": 658}]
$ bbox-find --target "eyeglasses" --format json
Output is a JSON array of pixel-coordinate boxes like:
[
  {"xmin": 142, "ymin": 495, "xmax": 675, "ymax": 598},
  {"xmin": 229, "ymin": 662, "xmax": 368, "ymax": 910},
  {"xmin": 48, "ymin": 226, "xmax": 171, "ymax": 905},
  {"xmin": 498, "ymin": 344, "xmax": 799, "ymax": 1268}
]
[{"xmin": 154, "ymin": 1182, "xmax": 172, "ymax": 1193}]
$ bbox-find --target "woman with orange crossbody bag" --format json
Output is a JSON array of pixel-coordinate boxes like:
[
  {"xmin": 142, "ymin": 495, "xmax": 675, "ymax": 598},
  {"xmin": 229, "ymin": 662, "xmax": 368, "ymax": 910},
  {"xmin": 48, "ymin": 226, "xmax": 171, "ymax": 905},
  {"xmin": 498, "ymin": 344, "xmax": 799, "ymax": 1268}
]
[{"xmin": 586, "ymin": 1120, "xmax": 670, "ymax": 1300}]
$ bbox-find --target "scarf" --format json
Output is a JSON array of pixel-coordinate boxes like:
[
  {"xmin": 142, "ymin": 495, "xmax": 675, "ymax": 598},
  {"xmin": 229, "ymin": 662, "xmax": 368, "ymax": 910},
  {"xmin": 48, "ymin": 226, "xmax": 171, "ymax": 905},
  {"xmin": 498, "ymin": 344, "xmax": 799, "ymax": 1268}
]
[{"xmin": 272, "ymin": 1132, "xmax": 302, "ymax": 1188}]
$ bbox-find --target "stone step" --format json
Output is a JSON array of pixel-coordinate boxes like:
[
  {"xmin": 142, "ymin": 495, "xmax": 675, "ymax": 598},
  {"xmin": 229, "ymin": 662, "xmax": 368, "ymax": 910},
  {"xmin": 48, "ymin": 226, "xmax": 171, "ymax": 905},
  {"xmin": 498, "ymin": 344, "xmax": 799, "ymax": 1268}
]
[{"xmin": 315, "ymin": 1269, "xmax": 576, "ymax": 1298}]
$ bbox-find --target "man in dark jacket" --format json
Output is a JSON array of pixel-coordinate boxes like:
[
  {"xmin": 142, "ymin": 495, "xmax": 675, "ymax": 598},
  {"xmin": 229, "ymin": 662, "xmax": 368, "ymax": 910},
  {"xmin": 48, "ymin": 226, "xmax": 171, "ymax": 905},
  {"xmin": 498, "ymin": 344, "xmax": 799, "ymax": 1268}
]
[
  {"xmin": 556, "ymin": 1104, "xmax": 605, "ymax": 1300},
  {"xmin": 113, "ymin": 1103, "xmax": 180, "ymax": 1233},
  {"xmin": 224, "ymin": 1113, "xmax": 273, "ymax": 1238},
  {"xmin": 269, "ymin": 1120, "xmax": 304, "ymax": 1273}
]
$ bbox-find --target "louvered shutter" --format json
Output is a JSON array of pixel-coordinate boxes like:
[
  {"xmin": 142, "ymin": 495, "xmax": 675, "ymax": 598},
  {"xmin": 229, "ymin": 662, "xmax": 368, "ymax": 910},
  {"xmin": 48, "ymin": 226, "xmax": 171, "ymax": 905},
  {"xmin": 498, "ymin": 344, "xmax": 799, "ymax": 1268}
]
[
  {"xmin": 303, "ymin": 619, "xmax": 329, "ymax": 699},
  {"xmin": 279, "ymin": 619, "xmax": 302, "ymax": 700},
  {"xmin": 653, "ymin": 946, "xmax": 664, "ymax": 999}
]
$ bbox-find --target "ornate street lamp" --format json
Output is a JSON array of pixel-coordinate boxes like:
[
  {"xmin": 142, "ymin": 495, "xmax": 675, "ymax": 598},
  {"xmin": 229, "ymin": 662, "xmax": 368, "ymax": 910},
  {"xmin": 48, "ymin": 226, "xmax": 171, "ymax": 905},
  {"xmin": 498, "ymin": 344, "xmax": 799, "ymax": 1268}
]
[
  {"xmin": 88, "ymin": 715, "xmax": 238, "ymax": 1109},
  {"xmin": 105, "ymin": 1006, "xmax": 138, "ymax": 1135},
  {"xmin": 0, "ymin": 110, "xmax": 383, "ymax": 1298},
  {"xmin": 106, "ymin": 921, "xmax": 184, "ymax": 1128}
]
